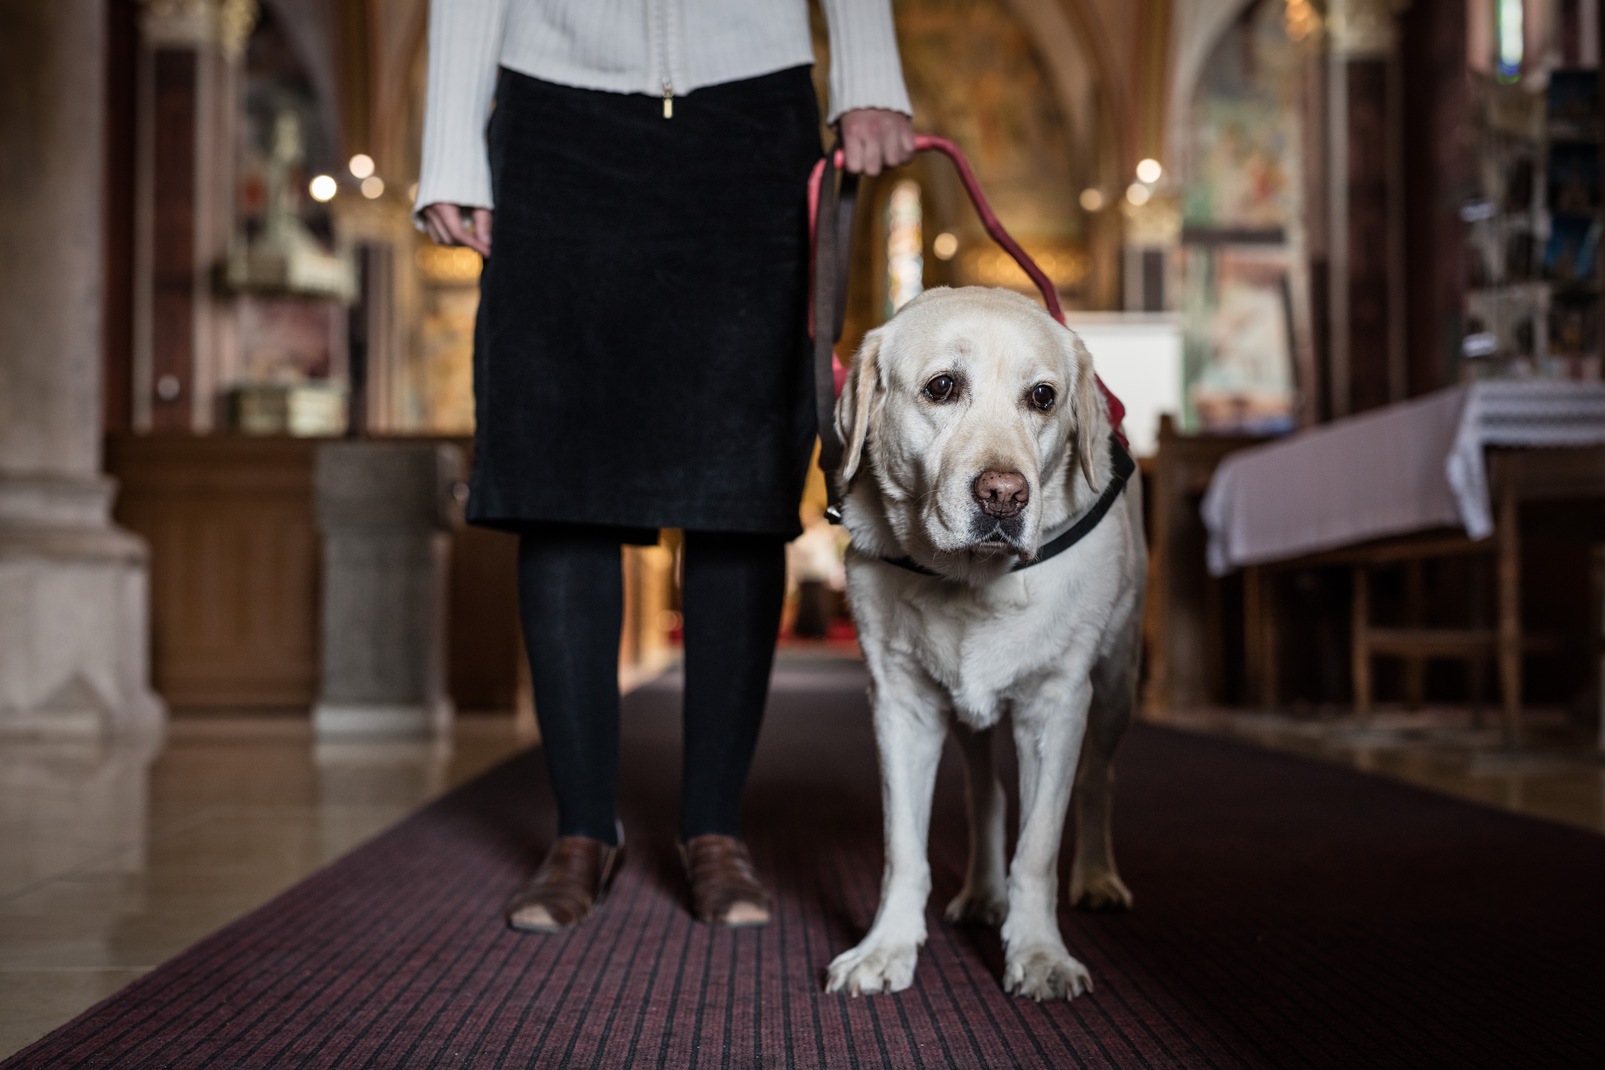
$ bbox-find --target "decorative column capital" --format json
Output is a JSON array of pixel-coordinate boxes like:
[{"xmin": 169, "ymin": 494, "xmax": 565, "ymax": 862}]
[
  {"xmin": 1327, "ymin": 0, "xmax": 1412, "ymax": 57},
  {"xmin": 139, "ymin": 0, "xmax": 257, "ymax": 59}
]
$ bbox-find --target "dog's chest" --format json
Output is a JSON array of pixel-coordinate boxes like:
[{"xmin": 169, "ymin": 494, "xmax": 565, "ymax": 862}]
[{"xmin": 900, "ymin": 575, "xmax": 1048, "ymax": 728}]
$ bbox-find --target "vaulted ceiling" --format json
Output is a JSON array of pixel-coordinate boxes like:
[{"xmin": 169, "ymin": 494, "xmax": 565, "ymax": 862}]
[
  {"xmin": 1051, "ymin": 0, "xmax": 1266, "ymax": 162},
  {"xmin": 996, "ymin": 0, "xmax": 1252, "ymax": 175}
]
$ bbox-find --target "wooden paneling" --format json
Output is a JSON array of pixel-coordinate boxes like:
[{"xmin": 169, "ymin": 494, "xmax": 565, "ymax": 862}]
[{"xmin": 109, "ymin": 435, "xmax": 322, "ymax": 710}]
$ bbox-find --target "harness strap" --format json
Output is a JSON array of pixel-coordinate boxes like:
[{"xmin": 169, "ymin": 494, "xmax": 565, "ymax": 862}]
[
  {"xmin": 878, "ymin": 434, "xmax": 1135, "ymax": 578},
  {"xmin": 811, "ymin": 144, "xmax": 858, "ymax": 524}
]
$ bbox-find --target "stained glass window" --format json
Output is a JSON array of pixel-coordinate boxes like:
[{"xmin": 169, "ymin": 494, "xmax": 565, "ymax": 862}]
[{"xmin": 1496, "ymin": 0, "xmax": 1524, "ymax": 82}]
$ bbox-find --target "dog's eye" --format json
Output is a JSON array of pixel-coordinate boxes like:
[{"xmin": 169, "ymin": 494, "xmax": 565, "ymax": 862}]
[
  {"xmin": 1030, "ymin": 383, "xmax": 1057, "ymax": 412},
  {"xmin": 923, "ymin": 375, "xmax": 958, "ymax": 402}
]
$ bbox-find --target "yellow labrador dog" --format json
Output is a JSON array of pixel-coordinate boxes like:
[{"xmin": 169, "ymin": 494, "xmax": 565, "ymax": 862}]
[{"xmin": 825, "ymin": 287, "xmax": 1144, "ymax": 1001}]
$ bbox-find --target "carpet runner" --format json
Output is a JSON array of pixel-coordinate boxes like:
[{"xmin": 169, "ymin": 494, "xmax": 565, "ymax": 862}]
[{"xmin": 7, "ymin": 655, "xmax": 1602, "ymax": 1068}]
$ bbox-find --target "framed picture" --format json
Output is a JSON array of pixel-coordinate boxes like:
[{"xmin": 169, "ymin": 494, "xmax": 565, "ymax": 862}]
[{"xmin": 1181, "ymin": 241, "xmax": 1304, "ymax": 435}]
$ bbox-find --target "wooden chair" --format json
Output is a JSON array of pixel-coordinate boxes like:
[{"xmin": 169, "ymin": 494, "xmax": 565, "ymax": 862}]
[{"xmin": 1244, "ymin": 446, "xmax": 1605, "ymax": 747}]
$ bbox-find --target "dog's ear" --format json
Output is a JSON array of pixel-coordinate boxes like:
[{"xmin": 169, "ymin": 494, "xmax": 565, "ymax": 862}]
[
  {"xmin": 1066, "ymin": 329, "xmax": 1108, "ymax": 488},
  {"xmin": 835, "ymin": 328, "xmax": 884, "ymax": 488}
]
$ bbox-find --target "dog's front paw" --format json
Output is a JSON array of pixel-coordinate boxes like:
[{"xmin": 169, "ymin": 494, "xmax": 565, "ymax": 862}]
[
  {"xmin": 944, "ymin": 886, "xmax": 1008, "ymax": 927},
  {"xmin": 1069, "ymin": 869, "xmax": 1133, "ymax": 913},
  {"xmin": 826, "ymin": 941, "xmax": 920, "ymax": 996},
  {"xmin": 1003, "ymin": 943, "xmax": 1093, "ymax": 1001}
]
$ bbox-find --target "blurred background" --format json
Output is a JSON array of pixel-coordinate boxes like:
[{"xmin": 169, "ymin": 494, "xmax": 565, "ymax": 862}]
[{"xmin": 5, "ymin": 0, "xmax": 1599, "ymax": 733}]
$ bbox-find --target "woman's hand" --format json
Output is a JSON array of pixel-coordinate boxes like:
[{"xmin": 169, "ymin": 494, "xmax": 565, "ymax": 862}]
[
  {"xmin": 421, "ymin": 203, "xmax": 493, "ymax": 257},
  {"xmin": 838, "ymin": 108, "xmax": 915, "ymax": 176}
]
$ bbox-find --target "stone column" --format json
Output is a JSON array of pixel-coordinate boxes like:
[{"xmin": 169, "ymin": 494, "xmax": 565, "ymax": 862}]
[
  {"xmin": 0, "ymin": 0, "xmax": 163, "ymax": 734},
  {"xmin": 312, "ymin": 443, "xmax": 463, "ymax": 737},
  {"xmin": 132, "ymin": 0, "xmax": 256, "ymax": 431},
  {"xmin": 1326, "ymin": 0, "xmax": 1411, "ymax": 417}
]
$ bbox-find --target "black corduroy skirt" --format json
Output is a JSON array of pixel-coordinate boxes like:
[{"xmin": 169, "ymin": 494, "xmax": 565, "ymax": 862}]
[{"xmin": 469, "ymin": 66, "xmax": 823, "ymax": 540}]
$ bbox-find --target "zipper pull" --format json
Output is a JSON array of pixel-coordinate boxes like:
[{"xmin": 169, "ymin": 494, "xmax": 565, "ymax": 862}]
[{"xmin": 662, "ymin": 80, "xmax": 674, "ymax": 119}]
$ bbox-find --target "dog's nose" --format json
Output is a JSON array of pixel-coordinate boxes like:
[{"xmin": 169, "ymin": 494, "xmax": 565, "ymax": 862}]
[{"xmin": 973, "ymin": 469, "xmax": 1028, "ymax": 518}]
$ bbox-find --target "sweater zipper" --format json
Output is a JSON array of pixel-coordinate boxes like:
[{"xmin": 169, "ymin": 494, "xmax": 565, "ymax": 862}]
[{"xmin": 657, "ymin": 0, "xmax": 674, "ymax": 118}]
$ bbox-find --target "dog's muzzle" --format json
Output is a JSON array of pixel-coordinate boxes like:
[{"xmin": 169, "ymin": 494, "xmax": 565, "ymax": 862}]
[
  {"xmin": 968, "ymin": 513, "xmax": 1028, "ymax": 550},
  {"xmin": 968, "ymin": 469, "xmax": 1030, "ymax": 550}
]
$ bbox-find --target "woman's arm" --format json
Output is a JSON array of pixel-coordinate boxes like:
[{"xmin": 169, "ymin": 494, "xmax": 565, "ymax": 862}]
[
  {"xmin": 820, "ymin": 0, "xmax": 915, "ymax": 175},
  {"xmin": 416, "ymin": 0, "xmax": 510, "ymax": 254}
]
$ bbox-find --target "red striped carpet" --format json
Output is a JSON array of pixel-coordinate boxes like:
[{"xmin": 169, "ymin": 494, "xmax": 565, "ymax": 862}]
[{"xmin": 7, "ymin": 654, "xmax": 1603, "ymax": 1069}]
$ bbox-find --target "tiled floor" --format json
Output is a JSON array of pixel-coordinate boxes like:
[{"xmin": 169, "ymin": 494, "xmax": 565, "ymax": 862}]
[
  {"xmin": 1166, "ymin": 705, "xmax": 1605, "ymax": 835},
  {"xmin": 0, "ymin": 716, "xmax": 532, "ymax": 1060},
  {"xmin": 3, "ymin": 690, "xmax": 1601, "ymax": 1059}
]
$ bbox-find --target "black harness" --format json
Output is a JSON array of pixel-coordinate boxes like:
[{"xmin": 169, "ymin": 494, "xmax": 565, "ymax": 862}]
[{"xmin": 865, "ymin": 434, "xmax": 1135, "ymax": 578}]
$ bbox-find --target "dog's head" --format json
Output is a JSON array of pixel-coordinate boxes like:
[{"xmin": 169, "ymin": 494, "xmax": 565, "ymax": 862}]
[{"xmin": 835, "ymin": 287, "xmax": 1111, "ymax": 583}]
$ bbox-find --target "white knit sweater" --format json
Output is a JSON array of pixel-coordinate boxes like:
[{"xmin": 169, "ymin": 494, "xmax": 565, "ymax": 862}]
[{"xmin": 415, "ymin": 0, "xmax": 913, "ymax": 216}]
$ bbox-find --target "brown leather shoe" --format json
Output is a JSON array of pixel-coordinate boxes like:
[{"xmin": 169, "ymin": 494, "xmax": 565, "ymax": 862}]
[
  {"xmin": 681, "ymin": 834, "xmax": 771, "ymax": 927},
  {"xmin": 507, "ymin": 835, "xmax": 624, "ymax": 933}
]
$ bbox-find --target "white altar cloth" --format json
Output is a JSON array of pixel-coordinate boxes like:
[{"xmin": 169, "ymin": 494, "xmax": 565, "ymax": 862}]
[{"xmin": 1202, "ymin": 381, "xmax": 1605, "ymax": 576}]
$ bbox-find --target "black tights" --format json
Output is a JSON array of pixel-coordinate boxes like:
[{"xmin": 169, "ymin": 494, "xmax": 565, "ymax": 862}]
[{"xmin": 517, "ymin": 525, "xmax": 787, "ymax": 846}]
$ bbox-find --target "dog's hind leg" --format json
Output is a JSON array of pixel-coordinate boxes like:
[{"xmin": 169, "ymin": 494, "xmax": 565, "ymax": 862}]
[
  {"xmin": 944, "ymin": 724, "xmax": 1008, "ymax": 926},
  {"xmin": 1070, "ymin": 642, "xmax": 1137, "ymax": 912},
  {"xmin": 1069, "ymin": 481, "xmax": 1146, "ymax": 915}
]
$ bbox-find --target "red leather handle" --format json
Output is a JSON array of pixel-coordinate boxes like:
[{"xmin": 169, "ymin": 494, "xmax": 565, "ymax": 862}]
[{"xmin": 807, "ymin": 134, "xmax": 1065, "ymax": 325}]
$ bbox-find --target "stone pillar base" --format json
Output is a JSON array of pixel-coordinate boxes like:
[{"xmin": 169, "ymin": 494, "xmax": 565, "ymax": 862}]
[
  {"xmin": 312, "ymin": 443, "xmax": 462, "ymax": 739},
  {"xmin": 311, "ymin": 699, "xmax": 455, "ymax": 738},
  {"xmin": 0, "ymin": 478, "xmax": 164, "ymax": 736}
]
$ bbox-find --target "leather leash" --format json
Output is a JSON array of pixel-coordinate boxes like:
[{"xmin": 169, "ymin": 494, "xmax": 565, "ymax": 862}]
[{"xmin": 807, "ymin": 135, "xmax": 1128, "ymax": 530}]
